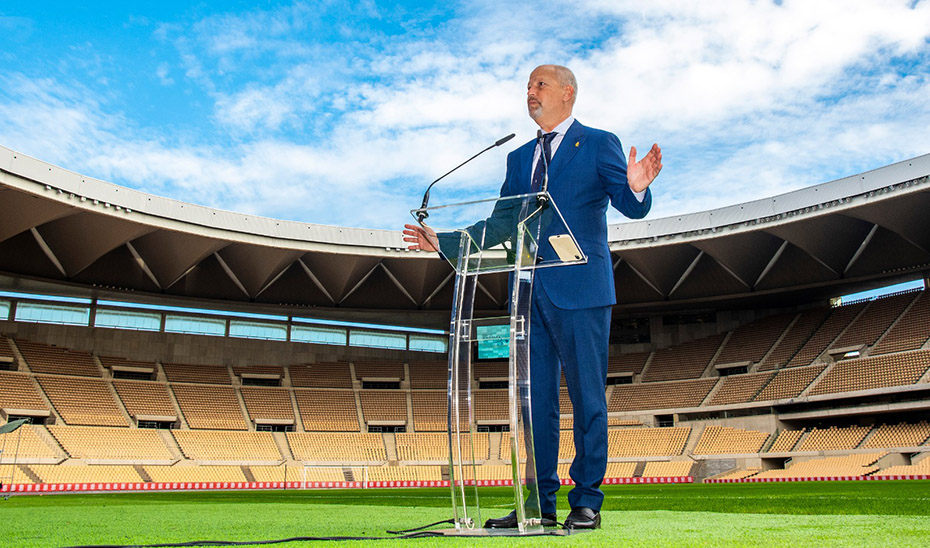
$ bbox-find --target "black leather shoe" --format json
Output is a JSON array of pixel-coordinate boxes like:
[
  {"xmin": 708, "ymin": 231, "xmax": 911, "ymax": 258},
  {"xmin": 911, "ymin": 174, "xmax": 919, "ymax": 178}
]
[
  {"xmin": 564, "ymin": 506, "xmax": 600, "ymax": 529},
  {"xmin": 484, "ymin": 510, "xmax": 558, "ymax": 528}
]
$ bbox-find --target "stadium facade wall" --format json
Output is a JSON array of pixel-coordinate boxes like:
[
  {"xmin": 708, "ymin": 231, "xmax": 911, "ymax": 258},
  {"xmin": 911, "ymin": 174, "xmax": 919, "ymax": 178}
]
[{"xmin": 0, "ymin": 320, "xmax": 414, "ymax": 366}]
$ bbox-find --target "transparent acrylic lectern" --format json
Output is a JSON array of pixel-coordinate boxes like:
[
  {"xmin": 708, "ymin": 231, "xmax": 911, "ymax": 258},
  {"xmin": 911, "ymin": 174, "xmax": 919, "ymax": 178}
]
[{"xmin": 411, "ymin": 192, "xmax": 586, "ymax": 535}]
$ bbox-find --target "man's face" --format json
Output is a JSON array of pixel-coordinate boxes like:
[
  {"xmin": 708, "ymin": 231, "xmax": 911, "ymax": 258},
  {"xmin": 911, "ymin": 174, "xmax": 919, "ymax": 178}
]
[{"xmin": 526, "ymin": 67, "xmax": 572, "ymax": 129}]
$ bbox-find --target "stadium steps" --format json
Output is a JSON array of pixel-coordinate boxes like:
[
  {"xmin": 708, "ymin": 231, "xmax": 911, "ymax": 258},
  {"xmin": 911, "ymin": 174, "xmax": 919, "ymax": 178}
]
[
  {"xmin": 382, "ymin": 432, "xmax": 398, "ymax": 462},
  {"xmin": 157, "ymin": 429, "xmax": 184, "ymax": 460},
  {"xmin": 33, "ymin": 424, "xmax": 69, "ymax": 459},
  {"xmin": 271, "ymin": 432, "xmax": 293, "ymax": 460},
  {"xmin": 632, "ymin": 461, "xmax": 647, "ymax": 477},
  {"xmin": 781, "ymin": 311, "xmax": 831, "ymax": 368},
  {"xmin": 352, "ymin": 382, "xmax": 366, "ymax": 431},
  {"xmin": 286, "ymin": 387, "xmax": 304, "ymax": 432},
  {"xmin": 163, "ymin": 380, "xmax": 190, "ymax": 430},
  {"xmin": 753, "ymin": 313, "xmax": 801, "ymax": 373},
  {"xmin": 134, "ymin": 465, "xmax": 153, "ymax": 482},
  {"xmin": 17, "ymin": 464, "xmax": 42, "ymax": 483},
  {"xmin": 488, "ymin": 432, "xmax": 501, "ymax": 462},
  {"xmin": 810, "ymin": 304, "xmax": 871, "ymax": 367},
  {"xmin": 682, "ymin": 425, "xmax": 702, "ymax": 455},
  {"xmin": 241, "ymin": 465, "xmax": 255, "ymax": 482},
  {"xmin": 7, "ymin": 338, "xmax": 29, "ymax": 372},
  {"xmin": 232, "ymin": 371, "xmax": 253, "ymax": 432},
  {"xmin": 101, "ymin": 365, "xmax": 135, "ymax": 426},
  {"xmin": 797, "ymin": 364, "xmax": 833, "ymax": 398},
  {"xmin": 700, "ymin": 331, "xmax": 732, "ymax": 379},
  {"xmin": 867, "ymin": 292, "xmax": 922, "ymax": 356}
]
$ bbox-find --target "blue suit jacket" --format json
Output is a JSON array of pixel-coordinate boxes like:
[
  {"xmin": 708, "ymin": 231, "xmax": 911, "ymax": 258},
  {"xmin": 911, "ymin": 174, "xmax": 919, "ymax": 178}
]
[{"xmin": 501, "ymin": 120, "xmax": 652, "ymax": 310}]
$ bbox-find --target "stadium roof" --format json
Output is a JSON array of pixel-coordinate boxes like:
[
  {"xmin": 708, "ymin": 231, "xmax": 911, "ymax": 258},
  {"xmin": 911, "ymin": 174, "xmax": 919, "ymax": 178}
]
[{"xmin": 2, "ymin": 144, "xmax": 929, "ymax": 326}]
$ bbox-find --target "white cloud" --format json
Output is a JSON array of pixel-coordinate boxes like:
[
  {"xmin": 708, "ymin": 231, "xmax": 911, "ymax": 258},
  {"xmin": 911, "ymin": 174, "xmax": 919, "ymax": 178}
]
[{"xmin": 2, "ymin": 0, "xmax": 929, "ymax": 232}]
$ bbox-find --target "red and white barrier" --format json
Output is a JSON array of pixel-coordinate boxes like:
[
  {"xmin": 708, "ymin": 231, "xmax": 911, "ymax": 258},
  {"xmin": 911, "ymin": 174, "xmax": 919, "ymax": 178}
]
[
  {"xmin": 0, "ymin": 476, "xmax": 695, "ymax": 493},
  {"xmin": 706, "ymin": 474, "xmax": 930, "ymax": 483}
]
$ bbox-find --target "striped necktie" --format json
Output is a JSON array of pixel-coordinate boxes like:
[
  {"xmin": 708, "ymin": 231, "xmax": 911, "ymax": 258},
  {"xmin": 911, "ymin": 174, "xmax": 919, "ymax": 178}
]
[{"xmin": 531, "ymin": 131, "xmax": 557, "ymax": 192}]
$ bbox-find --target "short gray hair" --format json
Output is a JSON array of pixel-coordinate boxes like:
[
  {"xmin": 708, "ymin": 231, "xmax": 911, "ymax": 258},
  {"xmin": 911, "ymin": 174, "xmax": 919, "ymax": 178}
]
[{"xmin": 550, "ymin": 65, "xmax": 577, "ymax": 99}]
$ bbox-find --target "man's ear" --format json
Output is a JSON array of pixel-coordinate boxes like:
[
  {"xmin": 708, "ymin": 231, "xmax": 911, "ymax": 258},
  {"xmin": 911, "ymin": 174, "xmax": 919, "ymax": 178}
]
[{"xmin": 563, "ymin": 85, "xmax": 575, "ymax": 103}]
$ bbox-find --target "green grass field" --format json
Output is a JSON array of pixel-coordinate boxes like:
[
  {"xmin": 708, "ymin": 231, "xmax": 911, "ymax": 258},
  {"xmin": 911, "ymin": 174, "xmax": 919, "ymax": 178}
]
[{"xmin": 2, "ymin": 482, "xmax": 929, "ymax": 547}]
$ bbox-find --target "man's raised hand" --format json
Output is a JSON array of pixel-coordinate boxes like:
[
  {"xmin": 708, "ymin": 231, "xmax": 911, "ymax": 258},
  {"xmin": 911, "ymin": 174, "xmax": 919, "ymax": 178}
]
[{"xmin": 627, "ymin": 143, "xmax": 663, "ymax": 193}]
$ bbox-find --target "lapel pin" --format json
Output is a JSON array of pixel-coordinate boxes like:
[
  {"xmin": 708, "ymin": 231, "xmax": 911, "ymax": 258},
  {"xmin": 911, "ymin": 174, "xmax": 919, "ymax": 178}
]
[{"xmin": 575, "ymin": 141, "xmax": 579, "ymax": 147}]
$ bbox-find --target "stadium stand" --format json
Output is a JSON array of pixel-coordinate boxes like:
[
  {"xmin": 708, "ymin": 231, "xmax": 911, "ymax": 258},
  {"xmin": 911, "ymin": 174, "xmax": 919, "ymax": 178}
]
[
  {"xmin": 786, "ymin": 302, "xmax": 866, "ymax": 368},
  {"xmin": 353, "ymin": 360, "xmax": 404, "ymax": 381},
  {"xmin": 0, "ymin": 464, "xmax": 35, "ymax": 483},
  {"xmin": 358, "ymin": 390, "xmax": 407, "ymax": 425},
  {"xmin": 607, "ymin": 352, "xmax": 650, "ymax": 375},
  {"xmin": 143, "ymin": 465, "xmax": 248, "ymax": 483},
  {"xmin": 0, "ymin": 424, "xmax": 60, "ymax": 460},
  {"xmin": 30, "ymin": 464, "xmax": 144, "ymax": 483},
  {"xmin": 0, "ymin": 336, "xmax": 16, "ymax": 364},
  {"xmin": 289, "ymin": 363, "xmax": 353, "ymax": 388},
  {"xmin": 796, "ymin": 425, "xmax": 872, "ymax": 451},
  {"xmin": 474, "ymin": 464, "xmax": 514, "ymax": 480},
  {"xmin": 112, "ymin": 380, "xmax": 177, "ymax": 419},
  {"xmin": 693, "ymin": 426, "xmax": 770, "ymax": 454},
  {"xmin": 753, "ymin": 364, "xmax": 825, "ymax": 402},
  {"xmin": 559, "ymin": 387, "xmax": 573, "ymax": 416},
  {"xmin": 286, "ymin": 432, "xmax": 386, "ymax": 462},
  {"xmin": 249, "ymin": 464, "xmax": 311, "ymax": 482},
  {"xmin": 396, "ymin": 432, "xmax": 489, "ymax": 462},
  {"xmin": 608, "ymin": 427, "xmax": 691, "ymax": 457},
  {"xmin": 872, "ymin": 456, "xmax": 930, "ymax": 477},
  {"xmin": 863, "ymin": 421, "xmax": 930, "ymax": 449},
  {"xmin": 231, "ymin": 365, "xmax": 285, "ymax": 379},
  {"xmin": 767, "ymin": 429, "xmax": 805, "ymax": 452},
  {"xmin": 609, "ymin": 379, "xmax": 717, "ymax": 411},
  {"xmin": 172, "ymin": 430, "xmax": 282, "ymax": 462},
  {"xmin": 98, "ymin": 356, "xmax": 157, "ymax": 372},
  {"xmin": 641, "ymin": 333, "xmax": 726, "ymax": 382},
  {"xmin": 707, "ymin": 372, "xmax": 775, "ymax": 406},
  {"xmin": 753, "ymin": 453, "xmax": 885, "ymax": 479},
  {"xmin": 293, "ymin": 389, "xmax": 359, "ymax": 431},
  {"xmin": 715, "ymin": 313, "xmax": 795, "ymax": 366},
  {"xmin": 170, "ymin": 385, "xmax": 247, "ymax": 430},
  {"xmin": 162, "ymin": 363, "xmax": 231, "ymax": 385},
  {"xmin": 47, "ymin": 425, "xmax": 174, "ymax": 461},
  {"xmin": 410, "ymin": 391, "xmax": 446, "ymax": 432},
  {"xmin": 35, "ymin": 375, "xmax": 129, "ymax": 426},
  {"xmin": 713, "ymin": 467, "xmax": 761, "ymax": 481},
  {"xmin": 473, "ymin": 390, "xmax": 508, "ymax": 423},
  {"xmin": 807, "ymin": 350, "xmax": 930, "ymax": 396},
  {"xmin": 473, "ymin": 361, "xmax": 507, "ymax": 380},
  {"xmin": 830, "ymin": 292, "xmax": 917, "ymax": 350},
  {"xmin": 240, "ymin": 387, "xmax": 295, "ymax": 422},
  {"xmin": 0, "ymin": 370, "xmax": 50, "ymax": 412},
  {"xmin": 15, "ymin": 339, "xmax": 100, "ymax": 377},
  {"xmin": 407, "ymin": 361, "xmax": 447, "ymax": 389},
  {"xmin": 758, "ymin": 308, "xmax": 829, "ymax": 370},
  {"xmin": 367, "ymin": 465, "xmax": 442, "ymax": 482},
  {"xmin": 642, "ymin": 461, "xmax": 693, "ymax": 477},
  {"xmin": 871, "ymin": 291, "xmax": 930, "ymax": 355}
]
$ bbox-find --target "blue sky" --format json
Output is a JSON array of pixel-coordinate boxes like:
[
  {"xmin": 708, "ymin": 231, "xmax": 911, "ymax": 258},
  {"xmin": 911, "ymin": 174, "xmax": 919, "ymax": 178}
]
[{"xmin": 2, "ymin": 1, "xmax": 930, "ymax": 230}]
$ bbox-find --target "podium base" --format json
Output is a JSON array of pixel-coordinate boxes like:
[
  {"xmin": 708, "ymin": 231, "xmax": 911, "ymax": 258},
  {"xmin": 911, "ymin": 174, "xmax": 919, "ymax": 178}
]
[{"xmin": 429, "ymin": 527, "xmax": 588, "ymax": 537}]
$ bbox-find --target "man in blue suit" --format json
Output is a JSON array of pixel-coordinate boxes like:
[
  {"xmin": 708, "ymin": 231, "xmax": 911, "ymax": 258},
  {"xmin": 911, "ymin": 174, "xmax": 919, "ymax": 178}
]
[{"xmin": 404, "ymin": 64, "xmax": 662, "ymax": 529}]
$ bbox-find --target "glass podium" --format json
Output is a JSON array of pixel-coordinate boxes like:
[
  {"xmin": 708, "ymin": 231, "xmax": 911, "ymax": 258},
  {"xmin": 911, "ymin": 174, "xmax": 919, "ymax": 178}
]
[{"xmin": 411, "ymin": 192, "xmax": 586, "ymax": 535}]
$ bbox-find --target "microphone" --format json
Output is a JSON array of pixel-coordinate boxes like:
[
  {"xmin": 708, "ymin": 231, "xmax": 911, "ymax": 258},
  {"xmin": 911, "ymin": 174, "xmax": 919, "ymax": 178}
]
[{"xmin": 415, "ymin": 133, "xmax": 516, "ymax": 222}]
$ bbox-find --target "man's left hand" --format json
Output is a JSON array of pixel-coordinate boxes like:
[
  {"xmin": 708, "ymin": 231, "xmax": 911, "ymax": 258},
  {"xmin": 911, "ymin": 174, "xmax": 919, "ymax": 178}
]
[{"xmin": 628, "ymin": 143, "xmax": 663, "ymax": 193}]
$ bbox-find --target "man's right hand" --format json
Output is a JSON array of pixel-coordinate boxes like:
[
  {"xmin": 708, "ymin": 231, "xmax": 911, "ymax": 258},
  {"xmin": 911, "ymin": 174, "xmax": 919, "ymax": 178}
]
[{"xmin": 403, "ymin": 223, "xmax": 439, "ymax": 252}]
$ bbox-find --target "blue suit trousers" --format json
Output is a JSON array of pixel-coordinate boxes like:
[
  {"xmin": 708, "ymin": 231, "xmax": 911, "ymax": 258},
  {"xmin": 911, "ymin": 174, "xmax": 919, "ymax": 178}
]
[{"xmin": 529, "ymin": 284, "xmax": 611, "ymax": 513}]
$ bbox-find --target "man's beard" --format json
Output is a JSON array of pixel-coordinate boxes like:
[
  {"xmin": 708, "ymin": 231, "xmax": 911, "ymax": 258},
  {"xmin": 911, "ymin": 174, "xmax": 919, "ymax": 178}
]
[{"xmin": 528, "ymin": 104, "xmax": 543, "ymax": 119}]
